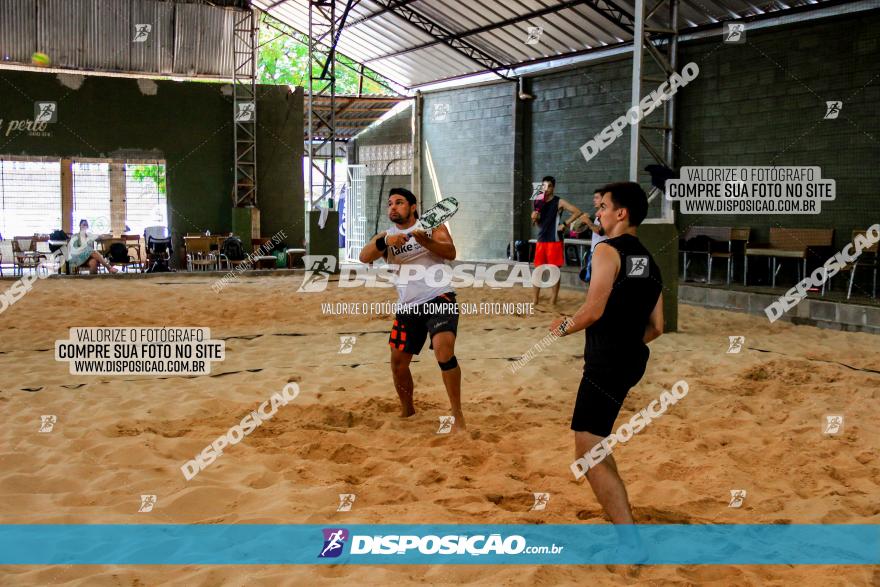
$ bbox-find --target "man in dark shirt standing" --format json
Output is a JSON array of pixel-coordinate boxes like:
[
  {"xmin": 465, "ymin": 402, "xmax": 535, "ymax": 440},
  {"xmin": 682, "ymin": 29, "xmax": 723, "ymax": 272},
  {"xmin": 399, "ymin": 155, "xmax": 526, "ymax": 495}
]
[
  {"xmin": 531, "ymin": 176, "xmax": 582, "ymax": 306},
  {"xmin": 550, "ymin": 182, "xmax": 664, "ymax": 525}
]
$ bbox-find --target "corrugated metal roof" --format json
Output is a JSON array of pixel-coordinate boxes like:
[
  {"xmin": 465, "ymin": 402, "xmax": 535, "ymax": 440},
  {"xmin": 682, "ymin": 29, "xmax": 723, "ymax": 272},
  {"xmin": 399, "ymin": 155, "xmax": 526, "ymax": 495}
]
[
  {"xmin": 0, "ymin": 0, "xmax": 37, "ymax": 65},
  {"xmin": 0, "ymin": 0, "xmax": 237, "ymax": 77},
  {"xmin": 253, "ymin": 0, "xmax": 846, "ymax": 88}
]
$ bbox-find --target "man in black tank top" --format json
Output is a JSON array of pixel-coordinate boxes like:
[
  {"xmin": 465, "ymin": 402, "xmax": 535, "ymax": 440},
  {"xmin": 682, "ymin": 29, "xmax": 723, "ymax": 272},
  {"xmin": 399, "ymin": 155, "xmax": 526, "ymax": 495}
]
[
  {"xmin": 530, "ymin": 176, "xmax": 582, "ymax": 306},
  {"xmin": 549, "ymin": 182, "xmax": 664, "ymax": 525}
]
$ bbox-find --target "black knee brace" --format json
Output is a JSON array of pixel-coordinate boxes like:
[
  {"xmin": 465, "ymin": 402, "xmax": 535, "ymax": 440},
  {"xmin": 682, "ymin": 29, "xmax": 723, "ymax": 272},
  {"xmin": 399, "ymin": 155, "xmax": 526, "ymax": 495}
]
[{"xmin": 438, "ymin": 356, "xmax": 458, "ymax": 371}]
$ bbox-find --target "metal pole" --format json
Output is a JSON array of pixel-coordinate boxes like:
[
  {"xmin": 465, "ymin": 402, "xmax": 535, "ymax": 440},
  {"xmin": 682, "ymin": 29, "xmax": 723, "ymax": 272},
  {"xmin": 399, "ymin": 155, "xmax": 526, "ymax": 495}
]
[
  {"xmin": 663, "ymin": 0, "xmax": 679, "ymax": 221},
  {"xmin": 628, "ymin": 0, "xmax": 645, "ymax": 182},
  {"xmin": 307, "ymin": 4, "xmax": 315, "ymax": 214},
  {"xmin": 412, "ymin": 91, "xmax": 422, "ymax": 209}
]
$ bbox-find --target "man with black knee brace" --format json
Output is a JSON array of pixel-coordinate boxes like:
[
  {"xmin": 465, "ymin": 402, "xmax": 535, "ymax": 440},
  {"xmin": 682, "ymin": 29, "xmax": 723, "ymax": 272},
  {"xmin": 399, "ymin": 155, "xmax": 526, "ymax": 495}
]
[{"xmin": 359, "ymin": 188, "xmax": 466, "ymax": 432}]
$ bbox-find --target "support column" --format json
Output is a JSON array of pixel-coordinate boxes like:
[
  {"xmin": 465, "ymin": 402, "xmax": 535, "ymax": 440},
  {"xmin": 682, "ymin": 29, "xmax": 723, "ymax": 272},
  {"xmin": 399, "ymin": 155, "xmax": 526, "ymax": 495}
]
[
  {"xmin": 109, "ymin": 162, "xmax": 126, "ymax": 235},
  {"xmin": 60, "ymin": 158, "xmax": 73, "ymax": 234},
  {"xmin": 307, "ymin": 0, "xmax": 337, "ymax": 249},
  {"xmin": 628, "ymin": 0, "xmax": 645, "ymax": 183},
  {"xmin": 629, "ymin": 0, "xmax": 679, "ymax": 221},
  {"xmin": 233, "ymin": 7, "xmax": 259, "ymax": 237},
  {"xmin": 512, "ymin": 80, "xmax": 528, "ymax": 254},
  {"xmin": 412, "ymin": 91, "xmax": 422, "ymax": 208}
]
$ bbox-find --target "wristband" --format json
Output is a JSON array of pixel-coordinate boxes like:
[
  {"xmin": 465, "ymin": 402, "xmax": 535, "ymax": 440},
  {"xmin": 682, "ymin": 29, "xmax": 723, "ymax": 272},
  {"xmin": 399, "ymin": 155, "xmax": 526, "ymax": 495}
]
[{"xmin": 375, "ymin": 235, "xmax": 388, "ymax": 252}]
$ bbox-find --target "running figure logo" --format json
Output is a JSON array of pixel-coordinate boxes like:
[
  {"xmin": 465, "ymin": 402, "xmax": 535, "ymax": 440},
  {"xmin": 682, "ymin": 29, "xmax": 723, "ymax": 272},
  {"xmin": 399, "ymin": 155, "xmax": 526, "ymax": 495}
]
[
  {"xmin": 432, "ymin": 103, "xmax": 449, "ymax": 122},
  {"xmin": 530, "ymin": 492, "xmax": 550, "ymax": 511},
  {"xmin": 824, "ymin": 101, "xmax": 842, "ymax": 119},
  {"xmin": 627, "ymin": 256, "xmax": 649, "ymax": 278},
  {"xmin": 236, "ymin": 102, "xmax": 255, "ymax": 122},
  {"xmin": 437, "ymin": 416, "xmax": 455, "ymax": 434},
  {"xmin": 318, "ymin": 528, "xmax": 349, "ymax": 558},
  {"xmin": 39, "ymin": 415, "xmax": 57, "ymax": 433},
  {"xmin": 823, "ymin": 414, "xmax": 844, "ymax": 435},
  {"xmin": 525, "ymin": 27, "xmax": 543, "ymax": 45},
  {"xmin": 298, "ymin": 255, "xmax": 337, "ymax": 292},
  {"xmin": 728, "ymin": 489, "xmax": 747, "ymax": 508},
  {"xmin": 132, "ymin": 24, "xmax": 152, "ymax": 42},
  {"xmin": 727, "ymin": 336, "xmax": 745, "ymax": 354},
  {"xmin": 723, "ymin": 23, "xmax": 746, "ymax": 43},
  {"xmin": 34, "ymin": 102, "xmax": 57, "ymax": 123},
  {"xmin": 138, "ymin": 495, "xmax": 157, "ymax": 512},
  {"xmin": 338, "ymin": 336, "xmax": 357, "ymax": 354},
  {"xmin": 337, "ymin": 494, "xmax": 356, "ymax": 512}
]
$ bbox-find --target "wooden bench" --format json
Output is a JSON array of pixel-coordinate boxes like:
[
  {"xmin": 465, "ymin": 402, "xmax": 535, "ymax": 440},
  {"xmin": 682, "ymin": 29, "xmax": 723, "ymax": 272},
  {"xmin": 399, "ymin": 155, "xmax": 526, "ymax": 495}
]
[
  {"xmin": 744, "ymin": 228, "xmax": 834, "ymax": 287},
  {"xmin": 680, "ymin": 226, "xmax": 750, "ymax": 285}
]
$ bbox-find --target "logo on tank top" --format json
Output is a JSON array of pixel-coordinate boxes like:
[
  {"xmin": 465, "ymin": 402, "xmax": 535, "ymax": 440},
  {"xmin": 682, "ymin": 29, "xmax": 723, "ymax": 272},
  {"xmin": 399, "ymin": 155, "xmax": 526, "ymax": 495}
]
[
  {"xmin": 626, "ymin": 256, "xmax": 649, "ymax": 277},
  {"xmin": 389, "ymin": 228, "xmax": 431, "ymax": 261}
]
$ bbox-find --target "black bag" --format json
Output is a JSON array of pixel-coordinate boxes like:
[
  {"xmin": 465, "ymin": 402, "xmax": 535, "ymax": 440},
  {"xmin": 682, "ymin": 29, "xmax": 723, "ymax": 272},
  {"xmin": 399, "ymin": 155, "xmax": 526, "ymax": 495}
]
[
  {"xmin": 221, "ymin": 236, "xmax": 246, "ymax": 261},
  {"xmin": 50, "ymin": 229, "xmax": 69, "ymax": 242},
  {"xmin": 49, "ymin": 229, "xmax": 69, "ymax": 253},
  {"xmin": 108, "ymin": 242, "xmax": 130, "ymax": 263}
]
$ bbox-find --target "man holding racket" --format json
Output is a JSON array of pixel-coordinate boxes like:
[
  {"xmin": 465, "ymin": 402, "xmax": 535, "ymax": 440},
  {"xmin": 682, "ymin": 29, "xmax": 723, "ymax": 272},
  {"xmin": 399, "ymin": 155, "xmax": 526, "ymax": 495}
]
[
  {"xmin": 359, "ymin": 188, "xmax": 465, "ymax": 432},
  {"xmin": 531, "ymin": 176, "xmax": 582, "ymax": 305}
]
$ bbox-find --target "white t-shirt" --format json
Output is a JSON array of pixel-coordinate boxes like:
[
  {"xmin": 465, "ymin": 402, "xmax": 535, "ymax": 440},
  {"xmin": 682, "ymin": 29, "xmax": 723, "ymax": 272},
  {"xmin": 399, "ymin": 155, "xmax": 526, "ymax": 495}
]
[
  {"xmin": 590, "ymin": 216, "xmax": 608, "ymax": 250},
  {"xmin": 385, "ymin": 223, "xmax": 454, "ymax": 306}
]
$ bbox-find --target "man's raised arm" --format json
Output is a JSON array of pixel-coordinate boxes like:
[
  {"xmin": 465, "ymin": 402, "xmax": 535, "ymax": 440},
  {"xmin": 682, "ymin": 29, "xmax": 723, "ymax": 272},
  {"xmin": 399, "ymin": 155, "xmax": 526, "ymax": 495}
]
[{"xmin": 359, "ymin": 232, "xmax": 388, "ymax": 264}]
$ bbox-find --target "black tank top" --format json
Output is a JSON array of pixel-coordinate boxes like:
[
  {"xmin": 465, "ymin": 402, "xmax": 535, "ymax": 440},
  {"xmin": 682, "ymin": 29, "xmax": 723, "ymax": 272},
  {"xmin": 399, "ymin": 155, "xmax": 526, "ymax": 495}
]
[
  {"xmin": 537, "ymin": 196, "xmax": 561, "ymax": 242},
  {"xmin": 584, "ymin": 233, "xmax": 662, "ymax": 368}
]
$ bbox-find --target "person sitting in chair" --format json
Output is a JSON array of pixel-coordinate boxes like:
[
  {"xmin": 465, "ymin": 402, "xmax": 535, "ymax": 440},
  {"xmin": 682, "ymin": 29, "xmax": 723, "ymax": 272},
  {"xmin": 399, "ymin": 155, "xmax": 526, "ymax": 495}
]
[{"xmin": 68, "ymin": 219, "xmax": 118, "ymax": 274}]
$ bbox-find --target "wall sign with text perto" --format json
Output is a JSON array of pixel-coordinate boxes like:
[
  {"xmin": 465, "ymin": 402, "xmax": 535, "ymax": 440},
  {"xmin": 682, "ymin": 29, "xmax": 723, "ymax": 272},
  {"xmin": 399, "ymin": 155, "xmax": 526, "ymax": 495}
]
[{"xmin": 0, "ymin": 118, "xmax": 53, "ymax": 137}]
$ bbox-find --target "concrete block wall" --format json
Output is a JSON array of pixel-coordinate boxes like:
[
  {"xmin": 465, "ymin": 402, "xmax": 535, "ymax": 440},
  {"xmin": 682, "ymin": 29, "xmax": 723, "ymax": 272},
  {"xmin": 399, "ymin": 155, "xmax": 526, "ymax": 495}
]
[
  {"xmin": 348, "ymin": 9, "xmax": 876, "ymax": 316},
  {"xmin": 527, "ymin": 60, "xmax": 647, "ymax": 213},
  {"xmin": 421, "ymin": 83, "xmax": 516, "ymax": 260},
  {"xmin": 675, "ymin": 11, "xmax": 880, "ymax": 253}
]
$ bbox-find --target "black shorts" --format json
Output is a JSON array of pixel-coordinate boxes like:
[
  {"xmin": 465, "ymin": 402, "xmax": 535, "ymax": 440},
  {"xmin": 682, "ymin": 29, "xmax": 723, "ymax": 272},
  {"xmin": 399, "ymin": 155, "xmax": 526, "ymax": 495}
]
[
  {"xmin": 571, "ymin": 355, "xmax": 648, "ymax": 437},
  {"xmin": 389, "ymin": 292, "xmax": 458, "ymax": 355}
]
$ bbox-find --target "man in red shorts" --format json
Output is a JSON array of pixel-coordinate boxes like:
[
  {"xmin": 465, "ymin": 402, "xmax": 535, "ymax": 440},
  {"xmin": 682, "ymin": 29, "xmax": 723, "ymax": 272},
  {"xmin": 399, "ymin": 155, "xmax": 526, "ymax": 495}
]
[{"xmin": 531, "ymin": 176, "xmax": 582, "ymax": 305}]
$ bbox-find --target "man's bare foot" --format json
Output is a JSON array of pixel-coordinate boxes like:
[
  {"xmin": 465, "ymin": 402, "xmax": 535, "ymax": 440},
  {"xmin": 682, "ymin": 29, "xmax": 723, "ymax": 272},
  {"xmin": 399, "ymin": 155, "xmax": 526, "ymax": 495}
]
[
  {"xmin": 451, "ymin": 411, "xmax": 466, "ymax": 432},
  {"xmin": 400, "ymin": 403, "xmax": 415, "ymax": 418}
]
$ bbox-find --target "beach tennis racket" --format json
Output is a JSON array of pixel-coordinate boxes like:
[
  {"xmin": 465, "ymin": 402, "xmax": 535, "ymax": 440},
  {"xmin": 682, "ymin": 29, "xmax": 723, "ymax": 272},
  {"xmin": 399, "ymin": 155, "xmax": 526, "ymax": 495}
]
[{"xmin": 415, "ymin": 197, "xmax": 459, "ymax": 230}]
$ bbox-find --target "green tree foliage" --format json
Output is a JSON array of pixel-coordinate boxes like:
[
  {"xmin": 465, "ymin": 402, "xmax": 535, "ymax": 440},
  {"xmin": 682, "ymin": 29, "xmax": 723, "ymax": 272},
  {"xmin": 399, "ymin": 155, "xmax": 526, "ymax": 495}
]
[
  {"xmin": 257, "ymin": 13, "xmax": 392, "ymax": 95},
  {"xmin": 130, "ymin": 164, "xmax": 166, "ymax": 194}
]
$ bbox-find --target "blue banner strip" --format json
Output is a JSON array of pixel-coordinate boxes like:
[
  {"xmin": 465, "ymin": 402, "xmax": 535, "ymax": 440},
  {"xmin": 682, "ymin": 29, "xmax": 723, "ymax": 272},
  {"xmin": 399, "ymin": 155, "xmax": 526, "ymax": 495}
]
[{"xmin": 0, "ymin": 524, "xmax": 877, "ymax": 565}]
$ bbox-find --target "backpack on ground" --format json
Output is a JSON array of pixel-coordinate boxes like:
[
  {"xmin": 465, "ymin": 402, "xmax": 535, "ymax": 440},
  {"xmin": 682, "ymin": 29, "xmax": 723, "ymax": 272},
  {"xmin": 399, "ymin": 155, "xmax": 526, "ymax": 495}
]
[
  {"xmin": 107, "ymin": 242, "xmax": 130, "ymax": 263},
  {"xmin": 221, "ymin": 236, "xmax": 246, "ymax": 261}
]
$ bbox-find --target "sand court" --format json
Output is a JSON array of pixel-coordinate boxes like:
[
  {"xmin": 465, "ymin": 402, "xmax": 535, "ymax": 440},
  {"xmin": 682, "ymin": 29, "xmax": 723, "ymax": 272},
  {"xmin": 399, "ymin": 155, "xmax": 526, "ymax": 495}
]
[{"xmin": 0, "ymin": 274, "xmax": 877, "ymax": 584}]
